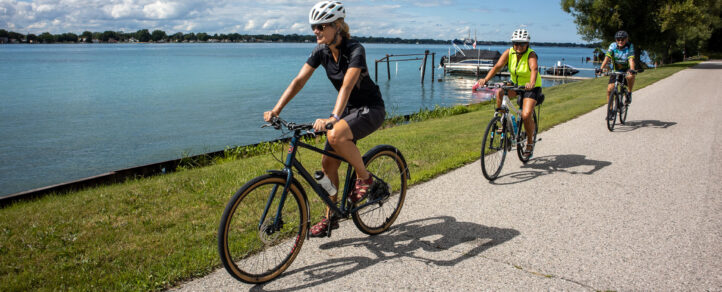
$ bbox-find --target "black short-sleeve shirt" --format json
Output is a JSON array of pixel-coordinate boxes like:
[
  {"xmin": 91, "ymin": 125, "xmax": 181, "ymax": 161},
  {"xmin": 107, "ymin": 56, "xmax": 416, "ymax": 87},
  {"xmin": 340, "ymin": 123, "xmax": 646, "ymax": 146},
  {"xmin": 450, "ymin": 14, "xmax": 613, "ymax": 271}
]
[{"xmin": 306, "ymin": 38, "xmax": 384, "ymax": 109}]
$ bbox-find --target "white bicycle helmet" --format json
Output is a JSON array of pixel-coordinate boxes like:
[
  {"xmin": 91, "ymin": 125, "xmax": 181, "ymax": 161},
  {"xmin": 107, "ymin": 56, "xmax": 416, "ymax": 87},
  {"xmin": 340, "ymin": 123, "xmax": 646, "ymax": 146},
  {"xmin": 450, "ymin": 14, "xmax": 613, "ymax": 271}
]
[
  {"xmin": 309, "ymin": 1, "xmax": 346, "ymax": 25},
  {"xmin": 511, "ymin": 28, "xmax": 530, "ymax": 42}
]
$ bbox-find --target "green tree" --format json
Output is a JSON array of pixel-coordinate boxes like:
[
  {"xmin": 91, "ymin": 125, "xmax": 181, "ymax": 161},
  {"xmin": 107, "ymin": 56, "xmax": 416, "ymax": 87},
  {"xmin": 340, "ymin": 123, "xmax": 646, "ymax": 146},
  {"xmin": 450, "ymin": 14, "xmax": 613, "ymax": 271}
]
[
  {"xmin": 136, "ymin": 29, "xmax": 151, "ymax": 42},
  {"xmin": 151, "ymin": 29, "xmax": 167, "ymax": 42},
  {"xmin": 561, "ymin": 0, "xmax": 721, "ymax": 64},
  {"xmin": 58, "ymin": 32, "xmax": 78, "ymax": 43},
  {"xmin": 102, "ymin": 30, "xmax": 119, "ymax": 42},
  {"xmin": 658, "ymin": 0, "xmax": 719, "ymax": 59},
  {"xmin": 170, "ymin": 32, "xmax": 184, "ymax": 42},
  {"xmin": 196, "ymin": 32, "xmax": 209, "ymax": 42},
  {"xmin": 26, "ymin": 34, "xmax": 38, "ymax": 43},
  {"xmin": 0, "ymin": 29, "xmax": 8, "ymax": 38},
  {"xmin": 38, "ymin": 32, "xmax": 56, "ymax": 43},
  {"xmin": 80, "ymin": 31, "xmax": 93, "ymax": 43}
]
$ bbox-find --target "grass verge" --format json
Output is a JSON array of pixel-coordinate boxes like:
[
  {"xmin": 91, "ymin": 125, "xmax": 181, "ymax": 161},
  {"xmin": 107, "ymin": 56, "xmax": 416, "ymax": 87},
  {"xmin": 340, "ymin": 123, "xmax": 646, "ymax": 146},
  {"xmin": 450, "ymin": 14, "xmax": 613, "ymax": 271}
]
[{"xmin": 0, "ymin": 61, "xmax": 699, "ymax": 291}]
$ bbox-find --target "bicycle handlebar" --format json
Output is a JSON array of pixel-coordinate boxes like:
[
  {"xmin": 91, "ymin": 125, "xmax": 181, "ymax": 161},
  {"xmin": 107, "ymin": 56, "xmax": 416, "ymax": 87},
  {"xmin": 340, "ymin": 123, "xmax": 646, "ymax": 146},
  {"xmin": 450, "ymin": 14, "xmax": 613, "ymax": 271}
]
[
  {"xmin": 263, "ymin": 117, "xmax": 334, "ymax": 132},
  {"xmin": 483, "ymin": 83, "xmax": 528, "ymax": 94},
  {"xmin": 596, "ymin": 69, "xmax": 637, "ymax": 76}
]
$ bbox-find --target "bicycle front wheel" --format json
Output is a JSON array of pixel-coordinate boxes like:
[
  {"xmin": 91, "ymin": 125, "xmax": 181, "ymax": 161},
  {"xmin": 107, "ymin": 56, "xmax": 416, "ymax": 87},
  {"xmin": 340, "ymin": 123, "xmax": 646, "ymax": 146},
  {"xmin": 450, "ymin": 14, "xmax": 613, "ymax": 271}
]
[
  {"xmin": 352, "ymin": 146, "xmax": 408, "ymax": 235},
  {"xmin": 606, "ymin": 88, "xmax": 618, "ymax": 131},
  {"xmin": 481, "ymin": 116, "xmax": 507, "ymax": 180},
  {"xmin": 517, "ymin": 110, "xmax": 538, "ymax": 163},
  {"xmin": 218, "ymin": 174, "xmax": 308, "ymax": 284},
  {"xmin": 619, "ymin": 92, "xmax": 629, "ymax": 124}
]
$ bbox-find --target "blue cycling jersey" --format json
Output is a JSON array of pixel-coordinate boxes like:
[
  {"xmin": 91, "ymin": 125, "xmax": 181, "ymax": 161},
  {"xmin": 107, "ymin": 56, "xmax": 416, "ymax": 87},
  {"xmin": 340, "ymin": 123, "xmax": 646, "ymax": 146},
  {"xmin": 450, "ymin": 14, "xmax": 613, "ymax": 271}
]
[{"xmin": 606, "ymin": 42, "xmax": 635, "ymax": 71}]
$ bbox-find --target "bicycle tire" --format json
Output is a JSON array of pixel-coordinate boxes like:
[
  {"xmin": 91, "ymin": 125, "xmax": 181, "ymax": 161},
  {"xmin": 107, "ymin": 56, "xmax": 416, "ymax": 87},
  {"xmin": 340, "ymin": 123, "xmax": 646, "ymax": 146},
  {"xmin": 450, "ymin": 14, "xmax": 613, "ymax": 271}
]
[
  {"xmin": 480, "ymin": 116, "xmax": 507, "ymax": 180},
  {"xmin": 516, "ymin": 109, "xmax": 538, "ymax": 163},
  {"xmin": 619, "ymin": 90, "xmax": 628, "ymax": 124},
  {"xmin": 352, "ymin": 146, "xmax": 408, "ymax": 235},
  {"xmin": 218, "ymin": 174, "xmax": 308, "ymax": 284},
  {"xmin": 606, "ymin": 87, "xmax": 618, "ymax": 131}
]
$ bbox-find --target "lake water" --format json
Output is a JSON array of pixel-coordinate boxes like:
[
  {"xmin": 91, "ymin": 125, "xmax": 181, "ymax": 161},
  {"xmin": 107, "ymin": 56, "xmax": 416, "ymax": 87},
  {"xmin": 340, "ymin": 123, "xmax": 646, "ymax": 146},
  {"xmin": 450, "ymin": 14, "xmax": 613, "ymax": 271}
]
[{"xmin": 0, "ymin": 43, "xmax": 599, "ymax": 196}]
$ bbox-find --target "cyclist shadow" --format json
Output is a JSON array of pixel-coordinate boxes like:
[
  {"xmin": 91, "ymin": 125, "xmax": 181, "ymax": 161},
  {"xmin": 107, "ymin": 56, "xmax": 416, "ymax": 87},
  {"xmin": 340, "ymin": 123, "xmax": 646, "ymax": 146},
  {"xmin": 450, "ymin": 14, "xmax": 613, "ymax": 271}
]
[
  {"xmin": 491, "ymin": 154, "xmax": 612, "ymax": 185},
  {"xmin": 612, "ymin": 120, "xmax": 677, "ymax": 132},
  {"xmin": 253, "ymin": 216, "xmax": 519, "ymax": 291}
]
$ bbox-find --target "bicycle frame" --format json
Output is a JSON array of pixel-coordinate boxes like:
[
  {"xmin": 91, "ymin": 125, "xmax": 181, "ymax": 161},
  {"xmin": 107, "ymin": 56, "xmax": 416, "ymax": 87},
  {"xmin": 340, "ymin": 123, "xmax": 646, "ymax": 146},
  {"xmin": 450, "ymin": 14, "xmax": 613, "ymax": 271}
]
[
  {"xmin": 260, "ymin": 128, "xmax": 385, "ymax": 234},
  {"xmin": 498, "ymin": 90, "xmax": 525, "ymax": 144}
]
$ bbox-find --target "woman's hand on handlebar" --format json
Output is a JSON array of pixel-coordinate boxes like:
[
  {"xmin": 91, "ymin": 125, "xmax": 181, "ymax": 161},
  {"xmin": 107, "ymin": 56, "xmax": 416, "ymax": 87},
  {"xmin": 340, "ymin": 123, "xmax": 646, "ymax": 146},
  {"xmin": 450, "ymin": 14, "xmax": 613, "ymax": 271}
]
[
  {"xmin": 263, "ymin": 110, "xmax": 279, "ymax": 122},
  {"xmin": 524, "ymin": 82, "xmax": 535, "ymax": 90},
  {"xmin": 313, "ymin": 117, "xmax": 335, "ymax": 132},
  {"xmin": 473, "ymin": 79, "xmax": 487, "ymax": 91}
]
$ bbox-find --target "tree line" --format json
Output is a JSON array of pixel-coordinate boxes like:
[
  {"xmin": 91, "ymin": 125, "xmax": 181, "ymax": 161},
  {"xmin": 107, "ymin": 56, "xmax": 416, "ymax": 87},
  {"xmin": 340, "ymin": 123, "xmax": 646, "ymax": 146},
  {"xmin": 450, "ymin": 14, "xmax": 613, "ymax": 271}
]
[
  {"xmin": 0, "ymin": 29, "xmax": 452, "ymax": 44},
  {"xmin": 562, "ymin": 0, "xmax": 722, "ymax": 64},
  {"xmin": 0, "ymin": 28, "xmax": 593, "ymax": 47}
]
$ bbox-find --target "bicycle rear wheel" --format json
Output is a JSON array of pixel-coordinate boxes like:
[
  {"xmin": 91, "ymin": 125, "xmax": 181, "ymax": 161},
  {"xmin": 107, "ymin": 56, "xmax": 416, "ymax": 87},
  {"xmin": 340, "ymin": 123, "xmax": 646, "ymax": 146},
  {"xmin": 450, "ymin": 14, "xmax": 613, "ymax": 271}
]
[
  {"xmin": 606, "ymin": 88, "xmax": 618, "ymax": 131},
  {"xmin": 481, "ymin": 116, "xmax": 507, "ymax": 180},
  {"xmin": 218, "ymin": 174, "xmax": 308, "ymax": 284},
  {"xmin": 352, "ymin": 146, "xmax": 408, "ymax": 235},
  {"xmin": 517, "ymin": 109, "xmax": 538, "ymax": 163}
]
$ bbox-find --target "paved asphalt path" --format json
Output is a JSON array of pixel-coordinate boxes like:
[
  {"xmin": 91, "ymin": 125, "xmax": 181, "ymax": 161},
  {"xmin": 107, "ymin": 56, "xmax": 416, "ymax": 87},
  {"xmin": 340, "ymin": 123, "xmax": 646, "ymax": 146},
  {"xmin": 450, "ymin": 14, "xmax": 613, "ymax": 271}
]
[{"xmin": 173, "ymin": 61, "xmax": 722, "ymax": 291}]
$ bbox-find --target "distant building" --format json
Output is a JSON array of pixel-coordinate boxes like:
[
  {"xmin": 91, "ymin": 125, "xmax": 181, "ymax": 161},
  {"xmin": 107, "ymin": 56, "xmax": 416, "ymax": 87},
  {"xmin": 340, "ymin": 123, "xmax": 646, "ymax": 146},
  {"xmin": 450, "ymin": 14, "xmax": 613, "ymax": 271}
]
[{"xmin": 0, "ymin": 37, "xmax": 8, "ymax": 44}]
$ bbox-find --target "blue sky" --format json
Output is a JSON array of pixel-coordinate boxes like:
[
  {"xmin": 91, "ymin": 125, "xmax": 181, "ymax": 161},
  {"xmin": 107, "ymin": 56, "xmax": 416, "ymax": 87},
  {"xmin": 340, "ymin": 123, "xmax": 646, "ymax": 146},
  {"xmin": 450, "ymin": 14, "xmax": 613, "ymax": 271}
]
[{"xmin": 0, "ymin": 0, "xmax": 588, "ymax": 43}]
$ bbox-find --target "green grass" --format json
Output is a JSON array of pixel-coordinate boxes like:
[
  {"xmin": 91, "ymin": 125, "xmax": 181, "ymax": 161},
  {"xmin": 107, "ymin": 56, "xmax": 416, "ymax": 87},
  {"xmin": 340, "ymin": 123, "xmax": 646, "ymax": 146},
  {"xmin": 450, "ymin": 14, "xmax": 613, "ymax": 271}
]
[{"xmin": 0, "ymin": 61, "xmax": 698, "ymax": 291}]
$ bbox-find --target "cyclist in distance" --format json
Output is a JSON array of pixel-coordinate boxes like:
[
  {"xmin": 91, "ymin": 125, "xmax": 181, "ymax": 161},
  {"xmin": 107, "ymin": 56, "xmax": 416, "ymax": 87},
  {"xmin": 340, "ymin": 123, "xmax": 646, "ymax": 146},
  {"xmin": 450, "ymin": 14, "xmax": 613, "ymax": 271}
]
[
  {"xmin": 600, "ymin": 30, "xmax": 636, "ymax": 106},
  {"xmin": 475, "ymin": 28, "xmax": 542, "ymax": 159},
  {"xmin": 263, "ymin": 1, "xmax": 385, "ymax": 237}
]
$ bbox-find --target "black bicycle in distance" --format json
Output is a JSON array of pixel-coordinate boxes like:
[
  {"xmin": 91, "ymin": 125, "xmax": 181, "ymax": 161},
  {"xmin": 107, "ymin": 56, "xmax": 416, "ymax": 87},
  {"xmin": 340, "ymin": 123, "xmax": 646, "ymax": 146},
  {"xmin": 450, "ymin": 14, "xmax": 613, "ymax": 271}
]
[
  {"xmin": 217, "ymin": 117, "xmax": 409, "ymax": 283},
  {"xmin": 601, "ymin": 70, "xmax": 636, "ymax": 131}
]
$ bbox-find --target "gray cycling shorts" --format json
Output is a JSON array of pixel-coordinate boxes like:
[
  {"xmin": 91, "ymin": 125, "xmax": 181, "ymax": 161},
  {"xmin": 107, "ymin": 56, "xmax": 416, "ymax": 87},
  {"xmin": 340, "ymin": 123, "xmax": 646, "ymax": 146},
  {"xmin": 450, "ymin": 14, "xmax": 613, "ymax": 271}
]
[{"xmin": 324, "ymin": 105, "xmax": 385, "ymax": 152}]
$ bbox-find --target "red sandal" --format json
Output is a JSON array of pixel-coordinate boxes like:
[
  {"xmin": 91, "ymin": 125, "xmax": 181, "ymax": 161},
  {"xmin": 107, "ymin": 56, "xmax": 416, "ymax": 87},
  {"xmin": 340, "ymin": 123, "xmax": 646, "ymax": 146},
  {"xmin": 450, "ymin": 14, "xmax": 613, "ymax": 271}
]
[
  {"xmin": 349, "ymin": 176, "xmax": 373, "ymax": 203},
  {"xmin": 309, "ymin": 216, "xmax": 339, "ymax": 237}
]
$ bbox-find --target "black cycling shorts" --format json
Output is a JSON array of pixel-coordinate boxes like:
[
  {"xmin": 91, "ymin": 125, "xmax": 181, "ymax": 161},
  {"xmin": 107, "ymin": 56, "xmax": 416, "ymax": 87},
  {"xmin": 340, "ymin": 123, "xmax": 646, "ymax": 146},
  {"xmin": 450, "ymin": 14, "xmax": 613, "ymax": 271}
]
[
  {"xmin": 515, "ymin": 87, "xmax": 544, "ymax": 106},
  {"xmin": 608, "ymin": 70, "xmax": 633, "ymax": 84},
  {"xmin": 324, "ymin": 105, "xmax": 385, "ymax": 152}
]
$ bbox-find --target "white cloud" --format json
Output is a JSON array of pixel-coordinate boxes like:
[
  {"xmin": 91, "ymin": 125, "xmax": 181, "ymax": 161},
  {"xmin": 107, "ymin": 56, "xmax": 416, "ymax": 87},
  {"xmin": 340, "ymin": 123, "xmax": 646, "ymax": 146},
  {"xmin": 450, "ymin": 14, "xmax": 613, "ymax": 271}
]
[
  {"xmin": 142, "ymin": 1, "xmax": 179, "ymax": 19},
  {"xmin": 244, "ymin": 19, "xmax": 255, "ymax": 30}
]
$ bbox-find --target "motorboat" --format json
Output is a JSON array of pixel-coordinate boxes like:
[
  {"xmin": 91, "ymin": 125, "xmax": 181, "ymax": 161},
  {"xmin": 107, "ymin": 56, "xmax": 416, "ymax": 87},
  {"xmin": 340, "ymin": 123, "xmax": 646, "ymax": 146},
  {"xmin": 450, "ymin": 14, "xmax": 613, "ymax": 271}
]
[
  {"xmin": 441, "ymin": 49, "xmax": 501, "ymax": 75},
  {"xmin": 545, "ymin": 61, "xmax": 579, "ymax": 76}
]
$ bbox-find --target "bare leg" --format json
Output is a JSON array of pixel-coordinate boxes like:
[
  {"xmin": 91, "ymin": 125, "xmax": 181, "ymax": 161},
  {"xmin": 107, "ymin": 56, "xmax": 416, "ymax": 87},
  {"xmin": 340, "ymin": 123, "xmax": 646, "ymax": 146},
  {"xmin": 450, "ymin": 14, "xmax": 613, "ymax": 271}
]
[
  {"xmin": 606, "ymin": 83, "xmax": 614, "ymax": 104},
  {"xmin": 626, "ymin": 75, "xmax": 635, "ymax": 92},
  {"xmin": 521, "ymin": 97, "xmax": 537, "ymax": 146},
  {"xmin": 326, "ymin": 120, "xmax": 368, "ymax": 179}
]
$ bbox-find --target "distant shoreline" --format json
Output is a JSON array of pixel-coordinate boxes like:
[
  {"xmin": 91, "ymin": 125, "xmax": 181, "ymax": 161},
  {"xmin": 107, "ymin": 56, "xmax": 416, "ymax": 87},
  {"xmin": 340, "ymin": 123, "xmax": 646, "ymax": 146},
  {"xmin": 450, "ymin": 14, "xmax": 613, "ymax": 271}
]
[
  {"xmin": 0, "ymin": 29, "xmax": 597, "ymax": 48},
  {"xmin": 0, "ymin": 40, "xmax": 597, "ymax": 48}
]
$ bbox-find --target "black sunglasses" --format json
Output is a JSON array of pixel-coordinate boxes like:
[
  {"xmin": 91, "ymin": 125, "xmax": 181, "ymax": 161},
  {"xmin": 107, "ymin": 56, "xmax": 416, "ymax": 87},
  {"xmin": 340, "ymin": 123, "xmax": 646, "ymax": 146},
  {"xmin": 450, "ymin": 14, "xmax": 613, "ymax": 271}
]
[
  {"xmin": 616, "ymin": 38, "xmax": 626, "ymax": 41},
  {"xmin": 512, "ymin": 42, "xmax": 528, "ymax": 46},
  {"xmin": 311, "ymin": 24, "xmax": 328, "ymax": 32}
]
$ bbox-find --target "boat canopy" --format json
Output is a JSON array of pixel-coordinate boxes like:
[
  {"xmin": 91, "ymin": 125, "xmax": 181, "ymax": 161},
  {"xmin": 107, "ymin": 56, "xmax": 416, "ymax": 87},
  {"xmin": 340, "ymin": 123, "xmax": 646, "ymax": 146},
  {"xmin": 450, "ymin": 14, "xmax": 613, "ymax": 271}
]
[{"xmin": 449, "ymin": 49, "xmax": 501, "ymax": 63}]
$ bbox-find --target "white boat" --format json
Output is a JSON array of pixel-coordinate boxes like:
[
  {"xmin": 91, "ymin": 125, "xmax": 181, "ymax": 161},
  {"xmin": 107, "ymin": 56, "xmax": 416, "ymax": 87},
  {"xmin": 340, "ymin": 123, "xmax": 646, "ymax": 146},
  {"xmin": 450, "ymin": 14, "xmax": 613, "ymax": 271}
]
[{"xmin": 441, "ymin": 49, "xmax": 501, "ymax": 75}]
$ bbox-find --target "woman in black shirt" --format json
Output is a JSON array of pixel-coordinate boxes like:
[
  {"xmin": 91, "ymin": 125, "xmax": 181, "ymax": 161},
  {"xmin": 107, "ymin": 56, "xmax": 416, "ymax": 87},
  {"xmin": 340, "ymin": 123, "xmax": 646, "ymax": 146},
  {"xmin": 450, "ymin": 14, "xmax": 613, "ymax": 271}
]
[{"xmin": 263, "ymin": 1, "xmax": 385, "ymax": 237}]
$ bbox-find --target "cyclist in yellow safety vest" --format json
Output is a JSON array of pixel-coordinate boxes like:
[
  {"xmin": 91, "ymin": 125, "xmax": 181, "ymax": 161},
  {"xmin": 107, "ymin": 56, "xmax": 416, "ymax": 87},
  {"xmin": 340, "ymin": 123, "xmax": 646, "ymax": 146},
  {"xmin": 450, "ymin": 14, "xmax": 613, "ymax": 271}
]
[{"xmin": 476, "ymin": 28, "xmax": 542, "ymax": 159}]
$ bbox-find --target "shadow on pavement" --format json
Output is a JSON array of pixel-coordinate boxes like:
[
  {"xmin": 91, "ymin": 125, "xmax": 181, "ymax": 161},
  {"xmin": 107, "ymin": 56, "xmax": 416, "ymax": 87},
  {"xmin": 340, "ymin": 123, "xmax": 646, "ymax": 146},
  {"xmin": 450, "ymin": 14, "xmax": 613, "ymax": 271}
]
[
  {"xmin": 491, "ymin": 154, "xmax": 612, "ymax": 185},
  {"xmin": 690, "ymin": 62, "xmax": 722, "ymax": 70},
  {"xmin": 253, "ymin": 216, "xmax": 519, "ymax": 291},
  {"xmin": 613, "ymin": 120, "xmax": 677, "ymax": 132}
]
